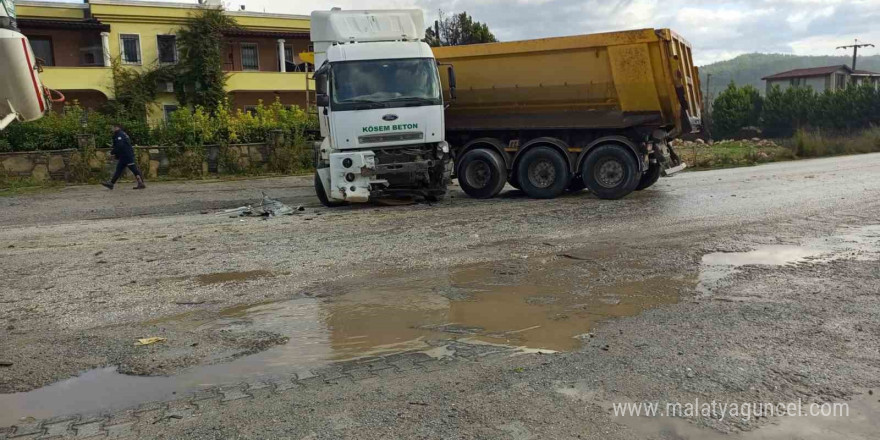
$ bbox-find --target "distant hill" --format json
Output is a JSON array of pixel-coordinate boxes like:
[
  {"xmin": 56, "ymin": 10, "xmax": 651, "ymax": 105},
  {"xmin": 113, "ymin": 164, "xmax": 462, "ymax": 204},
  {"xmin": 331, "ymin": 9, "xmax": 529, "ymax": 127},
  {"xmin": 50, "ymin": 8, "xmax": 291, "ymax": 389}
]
[{"xmin": 699, "ymin": 53, "xmax": 880, "ymax": 98}]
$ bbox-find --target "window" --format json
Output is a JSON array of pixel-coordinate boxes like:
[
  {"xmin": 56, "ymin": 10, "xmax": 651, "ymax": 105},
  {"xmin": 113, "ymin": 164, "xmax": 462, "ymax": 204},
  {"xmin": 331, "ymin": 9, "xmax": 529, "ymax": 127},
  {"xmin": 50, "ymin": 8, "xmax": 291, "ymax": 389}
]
[
  {"xmin": 29, "ymin": 37, "xmax": 54, "ymax": 66},
  {"xmin": 163, "ymin": 105, "xmax": 178, "ymax": 122},
  {"xmin": 330, "ymin": 58, "xmax": 442, "ymax": 111},
  {"xmin": 282, "ymin": 46, "xmax": 293, "ymax": 71},
  {"xmin": 243, "ymin": 105, "xmax": 258, "ymax": 115},
  {"xmin": 835, "ymin": 73, "xmax": 847, "ymax": 90},
  {"xmin": 789, "ymin": 78, "xmax": 803, "ymax": 87},
  {"xmin": 157, "ymin": 35, "xmax": 177, "ymax": 64},
  {"xmin": 240, "ymin": 43, "xmax": 259, "ymax": 70},
  {"xmin": 120, "ymin": 34, "xmax": 141, "ymax": 64}
]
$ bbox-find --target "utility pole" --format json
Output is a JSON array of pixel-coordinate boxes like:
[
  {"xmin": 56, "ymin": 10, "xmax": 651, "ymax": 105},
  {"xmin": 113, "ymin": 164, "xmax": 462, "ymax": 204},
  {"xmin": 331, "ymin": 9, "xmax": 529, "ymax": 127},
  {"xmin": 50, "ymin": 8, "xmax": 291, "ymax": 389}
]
[
  {"xmin": 837, "ymin": 39, "xmax": 875, "ymax": 71},
  {"xmin": 704, "ymin": 73, "xmax": 712, "ymax": 115}
]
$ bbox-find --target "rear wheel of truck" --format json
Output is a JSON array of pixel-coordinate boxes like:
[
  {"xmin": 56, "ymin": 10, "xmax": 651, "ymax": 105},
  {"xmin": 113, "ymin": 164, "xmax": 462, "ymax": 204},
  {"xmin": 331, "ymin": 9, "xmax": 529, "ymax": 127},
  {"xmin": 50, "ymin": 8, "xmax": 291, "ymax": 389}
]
[
  {"xmin": 314, "ymin": 172, "xmax": 347, "ymax": 208},
  {"xmin": 635, "ymin": 162, "xmax": 662, "ymax": 191},
  {"xmin": 457, "ymin": 148, "xmax": 507, "ymax": 199},
  {"xmin": 516, "ymin": 147, "xmax": 570, "ymax": 199},
  {"xmin": 581, "ymin": 145, "xmax": 640, "ymax": 200}
]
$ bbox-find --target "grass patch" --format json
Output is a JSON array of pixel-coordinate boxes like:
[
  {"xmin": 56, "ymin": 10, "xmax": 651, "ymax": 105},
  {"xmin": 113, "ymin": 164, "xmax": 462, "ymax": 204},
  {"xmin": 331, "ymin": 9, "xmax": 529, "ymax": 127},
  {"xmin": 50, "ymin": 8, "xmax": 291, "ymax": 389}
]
[
  {"xmin": 675, "ymin": 139, "xmax": 796, "ymax": 170},
  {"xmin": 676, "ymin": 127, "xmax": 880, "ymax": 171},
  {"xmin": 0, "ymin": 178, "xmax": 63, "ymax": 197},
  {"xmin": 784, "ymin": 127, "xmax": 880, "ymax": 158}
]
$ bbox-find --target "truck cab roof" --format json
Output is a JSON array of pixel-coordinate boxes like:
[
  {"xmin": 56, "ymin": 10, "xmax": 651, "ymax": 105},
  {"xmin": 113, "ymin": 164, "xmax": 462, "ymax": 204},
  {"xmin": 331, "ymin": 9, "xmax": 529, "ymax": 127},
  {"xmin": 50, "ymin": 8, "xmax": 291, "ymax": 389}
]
[
  {"xmin": 326, "ymin": 40, "xmax": 434, "ymax": 63},
  {"xmin": 311, "ymin": 9, "xmax": 424, "ymax": 44}
]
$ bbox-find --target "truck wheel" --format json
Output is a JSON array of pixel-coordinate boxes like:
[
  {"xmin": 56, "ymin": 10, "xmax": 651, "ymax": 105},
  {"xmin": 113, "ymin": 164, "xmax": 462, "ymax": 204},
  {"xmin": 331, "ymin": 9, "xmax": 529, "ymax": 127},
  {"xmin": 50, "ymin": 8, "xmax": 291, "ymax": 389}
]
[
  {"xmin": 635, "ymin": 162, "xmax": 662, "ymax": 191},
  {"xmin": 581, "ymin": 145, "xmax": 640, "ymax": 200},
  {"xmin": 314, "ymin": 172, "xmax": 347, "ymax": 208},
  {"xmin": 457, "ymin": 148, "xmax": 507, "ymax": 199},
  {"xmin": 515, "ymin": 147, "xmax": 570, "ymax": 199}
]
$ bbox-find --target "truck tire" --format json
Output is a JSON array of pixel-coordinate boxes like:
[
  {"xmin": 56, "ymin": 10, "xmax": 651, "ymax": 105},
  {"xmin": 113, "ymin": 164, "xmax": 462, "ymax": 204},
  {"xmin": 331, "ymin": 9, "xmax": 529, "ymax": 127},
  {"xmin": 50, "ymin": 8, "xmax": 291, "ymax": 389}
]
[
  {"xmin": 314, "ymin": 172, "xmax": 347, "ymax": 208},
  {"xmin": 457, "ymin": 148, "xmax": 507, "ymax": 199},
  {"xmin": 635, "ymin": 162, "xmax": 662, "ymax": 191},
  {"xmin": 515, "ymin": 147, "xmax": 570, "ymax": 199},
  {"xmin": 581, "ymin": 145, "xmax": 640, "ymax": 200}
]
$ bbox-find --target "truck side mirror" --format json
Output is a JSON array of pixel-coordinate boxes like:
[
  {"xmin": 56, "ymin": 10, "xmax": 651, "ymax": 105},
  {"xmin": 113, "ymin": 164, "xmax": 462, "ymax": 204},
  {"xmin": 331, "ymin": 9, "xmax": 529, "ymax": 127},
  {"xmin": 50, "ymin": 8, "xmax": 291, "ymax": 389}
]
[
  {"xmin": 447, "ymin": 66, "xmax": 457, "ymax": 100},
  {"xmin": 316, "ymin": 93, "xmax": 330, "ymax": 107}
]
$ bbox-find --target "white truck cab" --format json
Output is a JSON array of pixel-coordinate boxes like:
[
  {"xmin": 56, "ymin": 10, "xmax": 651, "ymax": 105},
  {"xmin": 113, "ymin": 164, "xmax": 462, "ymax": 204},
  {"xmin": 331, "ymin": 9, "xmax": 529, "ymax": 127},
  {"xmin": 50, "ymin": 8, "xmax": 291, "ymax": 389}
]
[{"xmin": 310, "ymin": 8, "xmax": 452, "ymax": 206}]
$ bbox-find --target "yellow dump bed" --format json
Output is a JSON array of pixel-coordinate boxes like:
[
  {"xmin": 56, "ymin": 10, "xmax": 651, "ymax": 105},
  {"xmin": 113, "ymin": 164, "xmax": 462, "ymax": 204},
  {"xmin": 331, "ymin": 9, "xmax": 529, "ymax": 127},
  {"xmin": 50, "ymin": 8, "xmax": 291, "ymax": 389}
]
[{"xmin": 432, "ymin": 28, "xmax": 702, "ymax": 136}]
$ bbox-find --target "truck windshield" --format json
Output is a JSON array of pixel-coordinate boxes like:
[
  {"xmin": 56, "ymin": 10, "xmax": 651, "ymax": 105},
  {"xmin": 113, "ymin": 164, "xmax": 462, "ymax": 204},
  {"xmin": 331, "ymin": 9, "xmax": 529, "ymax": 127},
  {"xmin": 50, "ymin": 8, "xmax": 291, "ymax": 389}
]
[{"xmin": 331, "ymin": 58, "xmax": 441, "ymax": 111}]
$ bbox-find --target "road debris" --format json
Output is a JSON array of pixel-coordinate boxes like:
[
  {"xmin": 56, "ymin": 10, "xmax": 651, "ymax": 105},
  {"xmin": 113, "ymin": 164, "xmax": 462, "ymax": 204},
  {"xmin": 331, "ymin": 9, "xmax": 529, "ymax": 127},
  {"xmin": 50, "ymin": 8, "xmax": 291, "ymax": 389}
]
[
  {"xmin": 557, "ymin": 254, "xmax": 591, "ymax": 261},
  {"xmin": 258, "ymin": 192, "xmax": 301, "ymax": 217},
  {"xmin": 135, "ymin": 337, "xmax": 167, "ymax": 346},
  {"xmin": 220, "ymin": 192, "xmax": 304, "ymax": 218},
  {"xmin": 222, "ymin": 205, "xmax": 254, "ymax": 217}
]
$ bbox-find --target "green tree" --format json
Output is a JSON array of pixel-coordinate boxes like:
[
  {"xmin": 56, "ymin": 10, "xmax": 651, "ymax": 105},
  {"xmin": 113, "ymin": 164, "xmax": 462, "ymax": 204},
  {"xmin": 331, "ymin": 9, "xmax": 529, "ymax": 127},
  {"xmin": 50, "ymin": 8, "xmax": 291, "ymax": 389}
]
[
  {"xmin": 761, "ymin": 85, "xmax": 820, "ymax": 137},
  {"xmin": 174, "ymin": 7, "xmax": 238, "ymax": 111},
  {"xmin": 425, "ymin": 11, "xmax": 497, "ymax": 47},
  {"xmin": 711, "ymin": 82, "xmax": 763, "ymax": 138},
  {"xmin": 105, "ymin": 60, "xmax": 175, "ymax": 122}
]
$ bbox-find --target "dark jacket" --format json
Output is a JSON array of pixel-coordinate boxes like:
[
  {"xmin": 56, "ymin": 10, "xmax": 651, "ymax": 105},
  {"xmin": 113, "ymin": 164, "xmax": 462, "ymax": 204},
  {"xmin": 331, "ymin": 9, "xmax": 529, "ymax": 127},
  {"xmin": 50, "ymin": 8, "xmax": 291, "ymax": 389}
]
[{"xmin": 111, "ymin": 130, "xmax": 135, "ymax": 164}]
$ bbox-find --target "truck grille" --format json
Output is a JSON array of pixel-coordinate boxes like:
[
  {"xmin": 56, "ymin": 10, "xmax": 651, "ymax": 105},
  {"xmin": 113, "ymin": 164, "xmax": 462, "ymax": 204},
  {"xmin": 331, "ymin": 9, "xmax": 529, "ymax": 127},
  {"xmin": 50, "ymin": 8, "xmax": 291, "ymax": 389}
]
[{"xmin": 359, "ymin": 132, "xmax": 423, "ymax": 144}]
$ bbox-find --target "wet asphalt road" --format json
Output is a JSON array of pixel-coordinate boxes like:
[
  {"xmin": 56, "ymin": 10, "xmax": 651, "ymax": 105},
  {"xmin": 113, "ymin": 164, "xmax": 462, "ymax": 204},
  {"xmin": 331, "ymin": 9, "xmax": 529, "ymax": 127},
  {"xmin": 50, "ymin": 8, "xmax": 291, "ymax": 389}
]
[
  {"xmin": 1, "ymin": 152, "xmax": 878, "ymax": 228},
  {"xmin": 1, "ymin": 153, "xmax": 880, "ymax": 439}
]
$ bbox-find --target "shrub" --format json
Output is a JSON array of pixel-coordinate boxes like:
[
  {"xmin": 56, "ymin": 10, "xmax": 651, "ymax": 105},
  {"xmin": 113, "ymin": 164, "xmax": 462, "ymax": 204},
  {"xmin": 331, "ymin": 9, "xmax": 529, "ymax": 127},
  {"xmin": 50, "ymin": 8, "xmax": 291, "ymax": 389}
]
[
  {"xmin": 714, "ymin": 81, "xmax": 880, "ymax": 139},
  {"xmin": 712, "ymin": 82, "xmax": 762, "ymax": 138}
]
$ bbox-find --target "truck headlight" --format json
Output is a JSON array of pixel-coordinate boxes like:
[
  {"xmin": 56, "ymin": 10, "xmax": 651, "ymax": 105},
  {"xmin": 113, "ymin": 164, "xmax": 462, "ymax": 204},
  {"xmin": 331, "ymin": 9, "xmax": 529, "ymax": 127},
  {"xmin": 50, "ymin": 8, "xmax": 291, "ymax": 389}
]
[{"xmin": 437, "ymin": 141, "xmax": 450, "ymax": 158}]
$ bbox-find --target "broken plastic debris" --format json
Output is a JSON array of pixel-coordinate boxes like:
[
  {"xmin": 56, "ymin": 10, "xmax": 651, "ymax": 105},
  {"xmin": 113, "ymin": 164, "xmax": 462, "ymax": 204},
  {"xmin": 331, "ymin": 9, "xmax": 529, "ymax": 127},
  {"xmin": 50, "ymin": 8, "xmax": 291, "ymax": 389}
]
[
  {"xmin": 135, "ymin": 337, "xmax": 167, "ymax": 346},
  {"xmin": 220, "ymin": 206, "xmax": 253, "ymax": 217},
  {"xmin": 258, "ymin": 191, "xmax": 302, "ymax": 217},
  {"xmin": 219, "ymin": 192, "xmax": 303, "ymax": 218}
]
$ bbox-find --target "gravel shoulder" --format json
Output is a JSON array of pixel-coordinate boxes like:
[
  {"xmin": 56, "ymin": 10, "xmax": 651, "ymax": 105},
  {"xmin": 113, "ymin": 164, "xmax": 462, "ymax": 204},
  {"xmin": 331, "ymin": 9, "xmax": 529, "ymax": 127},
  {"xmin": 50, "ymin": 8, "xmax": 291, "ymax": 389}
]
[{"xmin": 1, "ymin": 154, "xmax": 880, "ymax": 438}]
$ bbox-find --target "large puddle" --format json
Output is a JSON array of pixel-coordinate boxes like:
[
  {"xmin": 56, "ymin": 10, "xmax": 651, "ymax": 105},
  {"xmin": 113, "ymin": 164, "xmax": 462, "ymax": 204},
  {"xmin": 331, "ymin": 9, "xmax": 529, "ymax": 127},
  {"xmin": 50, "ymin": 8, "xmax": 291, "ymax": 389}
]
[
  {"xmin": 3, "ymin": 225, "xmax": 877, "ymax": 426},
  {"xmin": 1, "ymin": 256, "xmax": 688, "ymax": 425},
  {"xmin": 698, "ymin": 224, "xmax": 880, "ymax": 295}
]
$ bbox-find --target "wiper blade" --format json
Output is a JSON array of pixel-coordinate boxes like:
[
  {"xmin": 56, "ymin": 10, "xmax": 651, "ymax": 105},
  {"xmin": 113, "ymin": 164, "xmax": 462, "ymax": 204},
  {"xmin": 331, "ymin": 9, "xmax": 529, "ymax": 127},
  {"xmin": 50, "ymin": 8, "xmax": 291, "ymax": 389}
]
[
  {"xmin": 340, "ymin": 98, "xmax": 382, "ymax": 103},
  {"xmin": 339, "ymin": 99, "xmax": 387, "ymax": 109},
  {"xmin": 385, "ymin": 97, "xmax": 436, "ymax": 103}
]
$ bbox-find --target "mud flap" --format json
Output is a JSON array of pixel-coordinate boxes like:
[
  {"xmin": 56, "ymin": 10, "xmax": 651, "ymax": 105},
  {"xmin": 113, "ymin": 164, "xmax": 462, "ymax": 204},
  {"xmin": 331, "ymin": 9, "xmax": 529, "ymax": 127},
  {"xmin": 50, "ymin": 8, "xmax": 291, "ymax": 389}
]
[
  {"xmin": 662, "ymin": 144, "xmax": 686, "ymax": 176},
  {"xmin": 662, "ymin": 163, "xmax": 687, "ymax": 176}
]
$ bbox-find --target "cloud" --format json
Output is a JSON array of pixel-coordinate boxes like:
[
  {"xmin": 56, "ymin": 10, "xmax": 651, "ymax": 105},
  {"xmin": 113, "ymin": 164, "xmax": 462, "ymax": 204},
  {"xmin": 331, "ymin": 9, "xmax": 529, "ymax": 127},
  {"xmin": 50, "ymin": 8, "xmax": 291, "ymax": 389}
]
[{"xmin": 39, "ymin": 0, "xmax": 880, "ymax": 65}]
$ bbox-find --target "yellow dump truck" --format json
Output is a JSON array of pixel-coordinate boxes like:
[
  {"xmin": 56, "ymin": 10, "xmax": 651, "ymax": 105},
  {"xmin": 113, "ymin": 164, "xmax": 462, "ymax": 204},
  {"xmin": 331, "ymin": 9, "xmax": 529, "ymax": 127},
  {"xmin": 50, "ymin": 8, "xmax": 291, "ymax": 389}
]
[{"xmin": 432, "ymin": 28, "xmax": 702, "ymax": 200}]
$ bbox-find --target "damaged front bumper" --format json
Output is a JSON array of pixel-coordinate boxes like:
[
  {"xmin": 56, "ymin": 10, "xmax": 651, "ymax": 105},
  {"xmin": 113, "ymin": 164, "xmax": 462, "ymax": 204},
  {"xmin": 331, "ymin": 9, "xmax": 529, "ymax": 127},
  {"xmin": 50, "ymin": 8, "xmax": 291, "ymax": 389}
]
[{"xmin": 326, "ymin": 144, "xmax": 451, "ymax": 203}]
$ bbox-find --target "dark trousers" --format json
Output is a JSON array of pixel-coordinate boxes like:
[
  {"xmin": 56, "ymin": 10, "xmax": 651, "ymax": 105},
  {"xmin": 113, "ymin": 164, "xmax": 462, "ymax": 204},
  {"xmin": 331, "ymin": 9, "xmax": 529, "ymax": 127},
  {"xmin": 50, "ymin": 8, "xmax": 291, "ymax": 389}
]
[{"xmin": 111, "ymin": 160, "xmax": 143, "ymax": 184}]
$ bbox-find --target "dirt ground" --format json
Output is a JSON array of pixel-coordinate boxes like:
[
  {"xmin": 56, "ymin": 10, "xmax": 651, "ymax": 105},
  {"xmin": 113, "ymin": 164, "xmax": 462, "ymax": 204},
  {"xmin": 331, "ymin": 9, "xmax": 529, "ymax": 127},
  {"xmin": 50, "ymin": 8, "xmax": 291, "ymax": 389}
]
[{"xmin": 1, "ymin": 153, "xmax": 880, "ymax": 439}]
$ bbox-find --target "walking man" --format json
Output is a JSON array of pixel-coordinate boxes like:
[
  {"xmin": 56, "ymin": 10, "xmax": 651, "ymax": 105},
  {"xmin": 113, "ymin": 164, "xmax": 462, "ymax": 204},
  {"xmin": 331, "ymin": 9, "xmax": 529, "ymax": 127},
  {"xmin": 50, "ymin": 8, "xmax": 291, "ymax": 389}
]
[{"xmin": 102, "ymin": 124, "xmax": 146, "ymax": 190}]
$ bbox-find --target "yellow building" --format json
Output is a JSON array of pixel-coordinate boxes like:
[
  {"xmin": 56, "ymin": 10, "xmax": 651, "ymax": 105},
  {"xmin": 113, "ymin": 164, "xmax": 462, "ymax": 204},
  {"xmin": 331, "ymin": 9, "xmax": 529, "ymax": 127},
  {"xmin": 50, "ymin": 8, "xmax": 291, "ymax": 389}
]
[{"xmin": 16, "ymin": 0, "xmax": 312, "ymax": 124}]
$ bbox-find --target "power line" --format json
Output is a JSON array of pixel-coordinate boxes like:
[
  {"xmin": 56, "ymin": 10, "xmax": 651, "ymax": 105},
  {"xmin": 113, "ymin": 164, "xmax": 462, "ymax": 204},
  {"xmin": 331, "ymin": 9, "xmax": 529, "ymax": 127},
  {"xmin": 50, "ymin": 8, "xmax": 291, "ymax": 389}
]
[{"xmin": 836, "ymin": 39, "xmax": 875, "ymax": 71}]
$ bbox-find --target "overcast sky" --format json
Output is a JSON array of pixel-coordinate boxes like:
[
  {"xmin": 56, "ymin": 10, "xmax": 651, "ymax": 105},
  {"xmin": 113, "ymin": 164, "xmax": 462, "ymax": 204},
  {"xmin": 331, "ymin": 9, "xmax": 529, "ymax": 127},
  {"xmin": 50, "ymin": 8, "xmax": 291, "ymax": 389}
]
[{"xmin": 47, "ymin": 0, "xmax": 880, "ymax": 65}]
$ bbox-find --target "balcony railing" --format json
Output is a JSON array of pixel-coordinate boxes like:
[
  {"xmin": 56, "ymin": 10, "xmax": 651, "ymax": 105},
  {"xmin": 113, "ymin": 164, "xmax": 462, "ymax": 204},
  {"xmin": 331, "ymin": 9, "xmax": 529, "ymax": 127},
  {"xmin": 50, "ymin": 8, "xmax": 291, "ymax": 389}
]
[
  {"xmin": 225, "ymin": 71, "xmax": 312, "ymax": 92},
  {"xmin": 37, "ymin": 68, "xmax": 313, "ymax": 100},
  {"xmin": 39, "ymin": 67, "xmax": 115, "ymax": 98}
]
